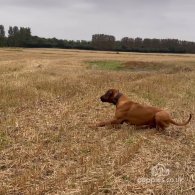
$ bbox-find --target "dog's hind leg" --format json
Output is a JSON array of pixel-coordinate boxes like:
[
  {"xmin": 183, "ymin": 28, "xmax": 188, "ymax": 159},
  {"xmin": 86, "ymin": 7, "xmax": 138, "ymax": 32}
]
[{"xmin": 155, "ymin": 111, "xmax": 170, "ymax": 131}]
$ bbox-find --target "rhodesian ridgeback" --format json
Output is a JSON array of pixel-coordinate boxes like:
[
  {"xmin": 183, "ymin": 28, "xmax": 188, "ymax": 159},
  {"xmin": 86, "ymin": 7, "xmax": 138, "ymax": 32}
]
[{"xmin": 95, "ymin": 89, "xmax": 192, "ymax": 130}]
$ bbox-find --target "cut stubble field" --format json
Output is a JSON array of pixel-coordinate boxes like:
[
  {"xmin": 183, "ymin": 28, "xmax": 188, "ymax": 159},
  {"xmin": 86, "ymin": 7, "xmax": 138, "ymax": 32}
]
[{"xmin": 0, "ymin": 48, "xmax": 194, "ymax": 194}]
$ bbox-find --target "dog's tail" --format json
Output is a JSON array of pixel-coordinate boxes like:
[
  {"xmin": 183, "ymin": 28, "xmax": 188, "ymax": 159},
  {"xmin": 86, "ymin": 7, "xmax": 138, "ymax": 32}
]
[{"xmin": 170, "ymin": 114, "xmax": 192, "ymax": 126}]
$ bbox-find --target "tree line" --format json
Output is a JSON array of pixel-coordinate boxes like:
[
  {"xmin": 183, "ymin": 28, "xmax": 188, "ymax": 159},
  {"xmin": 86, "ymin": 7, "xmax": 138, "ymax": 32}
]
[
  {"xmin": 0, "ymin": 25, "xmax": 92, "ymax": 49},
  {"xmin": 1, "ymin": 24, "xmax": 195, "ymax": 53}
]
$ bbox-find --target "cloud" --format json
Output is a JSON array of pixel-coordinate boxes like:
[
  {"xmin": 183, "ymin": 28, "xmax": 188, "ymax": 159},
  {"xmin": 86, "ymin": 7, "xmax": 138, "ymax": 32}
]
[
  {"xmin": 1, "ymin": 0, "xmax": 65, "ymax": 8},
  {"xmin": 0, "ymin": 0, "xmax": 195, "ymax": 41}
]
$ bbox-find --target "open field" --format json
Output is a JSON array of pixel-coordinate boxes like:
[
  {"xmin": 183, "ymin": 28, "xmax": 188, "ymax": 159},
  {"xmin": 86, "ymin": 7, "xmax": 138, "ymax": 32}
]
[{"xmin": 0, "ymin": 48, "xmax": 194, "ymax": 195}]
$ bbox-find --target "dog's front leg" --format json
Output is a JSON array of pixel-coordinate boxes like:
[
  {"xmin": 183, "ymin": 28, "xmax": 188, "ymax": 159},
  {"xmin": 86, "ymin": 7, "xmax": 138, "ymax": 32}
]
[{"xmin": 96, "ymin": 118, "xmax": 123, "ymax": 127}]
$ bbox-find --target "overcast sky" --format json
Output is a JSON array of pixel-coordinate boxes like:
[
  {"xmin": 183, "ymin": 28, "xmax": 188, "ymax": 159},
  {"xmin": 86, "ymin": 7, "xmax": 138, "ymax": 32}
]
[{"xmin": 0, "ymin": 0, "xmax": 195, "ymax": 41}]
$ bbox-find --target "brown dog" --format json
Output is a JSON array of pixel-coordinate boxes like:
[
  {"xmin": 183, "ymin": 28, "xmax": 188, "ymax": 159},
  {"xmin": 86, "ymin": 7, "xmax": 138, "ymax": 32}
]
[{"xmin": 95, "ymin": 89, "xmax": 192, "ymax": 130}]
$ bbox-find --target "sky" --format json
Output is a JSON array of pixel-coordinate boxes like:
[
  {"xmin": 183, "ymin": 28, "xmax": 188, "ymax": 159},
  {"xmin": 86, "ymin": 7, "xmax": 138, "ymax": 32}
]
[{"xmin": 0, "ymin": 0, "xmax": 195, "ymax": 41}]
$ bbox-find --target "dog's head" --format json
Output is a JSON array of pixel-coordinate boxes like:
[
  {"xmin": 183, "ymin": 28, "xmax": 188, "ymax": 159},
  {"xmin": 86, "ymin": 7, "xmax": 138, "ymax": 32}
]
[{"xmin": 100, "ymin": 89, "xmax": 122, "ymax": 105}]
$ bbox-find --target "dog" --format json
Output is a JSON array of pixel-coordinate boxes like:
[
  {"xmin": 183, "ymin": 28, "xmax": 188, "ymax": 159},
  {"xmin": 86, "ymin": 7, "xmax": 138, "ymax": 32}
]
[{"xmin": 95, "ymin": 89, "xmax": 192, "ymax": 130}]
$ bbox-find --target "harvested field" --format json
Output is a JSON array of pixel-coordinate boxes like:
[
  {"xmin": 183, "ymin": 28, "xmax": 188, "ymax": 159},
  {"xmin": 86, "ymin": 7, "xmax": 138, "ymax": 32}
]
[{"xmin": 0, "ymin": 48, "xmax": 194, "ymax": 194}]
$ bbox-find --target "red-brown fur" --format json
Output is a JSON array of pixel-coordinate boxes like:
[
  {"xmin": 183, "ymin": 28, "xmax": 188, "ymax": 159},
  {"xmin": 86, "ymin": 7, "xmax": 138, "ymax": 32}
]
[{"xmin": 96, "ymin": 89, "xmax": 192, "ymax": 130}]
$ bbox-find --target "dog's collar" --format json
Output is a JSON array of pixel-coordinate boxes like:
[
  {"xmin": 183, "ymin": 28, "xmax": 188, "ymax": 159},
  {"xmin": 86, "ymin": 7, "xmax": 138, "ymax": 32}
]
[{"xmin": 113, "ymin": 92, "xmax": 123, "ymax": 105}]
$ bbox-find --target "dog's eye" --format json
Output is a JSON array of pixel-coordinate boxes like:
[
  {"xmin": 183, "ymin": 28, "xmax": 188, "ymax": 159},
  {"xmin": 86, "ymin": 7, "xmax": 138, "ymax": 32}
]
[{"xmin": 107, "ymin": 91, "xmax": 113, "ymax": 96}]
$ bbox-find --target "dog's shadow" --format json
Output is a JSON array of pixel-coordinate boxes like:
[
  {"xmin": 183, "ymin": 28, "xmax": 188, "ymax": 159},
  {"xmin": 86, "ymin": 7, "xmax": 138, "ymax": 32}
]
[
  {"xmin": 89, "ymin": 123, "xmax": 187, "ymax": 141},
  {"xmin": 132, "ymin": 125, "xmax": 187, "ymax": 140},
  {"xmin": 163, "ymin": 128, "xmax": 187, "ymax": 139}
]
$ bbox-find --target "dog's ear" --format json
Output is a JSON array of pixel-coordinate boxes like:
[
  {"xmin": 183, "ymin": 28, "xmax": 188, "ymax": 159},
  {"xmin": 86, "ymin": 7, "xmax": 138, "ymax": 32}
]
[
  {"xmin": 107, "ymin": 89, "xmax": 114, "ymax": 96},
  {"xmin": 113, "ymin": 89, "xmax": 119, "ymax": 97},
  {"xmin": 113, "ymin": 90, "xmax": 122, "ymax": 105}
]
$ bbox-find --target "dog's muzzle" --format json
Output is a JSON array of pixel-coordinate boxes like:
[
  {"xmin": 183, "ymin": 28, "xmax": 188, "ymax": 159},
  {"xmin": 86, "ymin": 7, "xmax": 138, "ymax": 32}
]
[{"xmin": 100, "ymin": 96, "xmax": 106, "ymax": 102}]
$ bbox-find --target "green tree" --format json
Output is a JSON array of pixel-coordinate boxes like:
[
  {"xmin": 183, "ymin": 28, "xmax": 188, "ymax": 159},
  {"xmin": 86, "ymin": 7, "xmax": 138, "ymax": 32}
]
[
  {"xmin": 92, "ymin": 34, "xmax": 115, "ymax": 50},
  {"xmin": 121, "ymin": 37, "xmax": 134, "ymax": 51},
  {"xmin": 0, "ymin": 25, "xmax": 6, "ymax": 46}
]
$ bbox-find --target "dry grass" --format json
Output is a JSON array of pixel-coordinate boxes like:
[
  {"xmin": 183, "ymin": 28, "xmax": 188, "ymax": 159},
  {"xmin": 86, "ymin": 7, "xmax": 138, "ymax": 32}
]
[{"xmin": 0, "ymin": 48, "xmax": 194, "ymax": 195}]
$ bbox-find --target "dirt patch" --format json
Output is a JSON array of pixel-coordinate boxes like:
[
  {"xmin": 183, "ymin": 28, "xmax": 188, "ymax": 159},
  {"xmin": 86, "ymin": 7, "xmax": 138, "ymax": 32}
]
[
  {"xmin": 122, "ymin": 61, "xmax": 168, "ymax": 71},
  {"xmin": 122, "ymin": 61, "xmax": 193, "ymax": 73}
]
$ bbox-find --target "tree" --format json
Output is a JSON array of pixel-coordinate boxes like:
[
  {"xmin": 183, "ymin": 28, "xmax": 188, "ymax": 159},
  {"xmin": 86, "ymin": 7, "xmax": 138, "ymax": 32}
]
[
  {"xmin": 0, "ymin": 25, "xmax": 6, "ymax": 46},
  {"xmin": 92, "ymin": 34, "xmax": 115, "ymax": 50},
  {"xmin": 7, "ymin": 26, "xmax": 31, "ymax": 47},
  {"xmin": 8, "ymin": 26, "xmax": 19, "ymax": 47},
  {"xmin": 8, "ymin": 26, "xmax": 13, "ymax": 37},
  {"xmin": 121, "ymin": 37, "xmax": 134, "ymax": 51},
  {"xmin": 134, "ymin": 37, "xmax": 143, "ymax": 51},
  {"xmin": 0, "ymin": 25, "xmax": 5, "ymax": 37},
  {"xmin": 18, "ymin": 27, "xmax": 31, "ymax": 46}
]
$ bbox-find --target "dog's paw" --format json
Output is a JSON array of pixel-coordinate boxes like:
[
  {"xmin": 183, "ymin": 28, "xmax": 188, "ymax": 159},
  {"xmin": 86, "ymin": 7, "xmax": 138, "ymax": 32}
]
[{"xmin": 88, "ymin": 124, "xmax": 98, "ymax": 129}]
